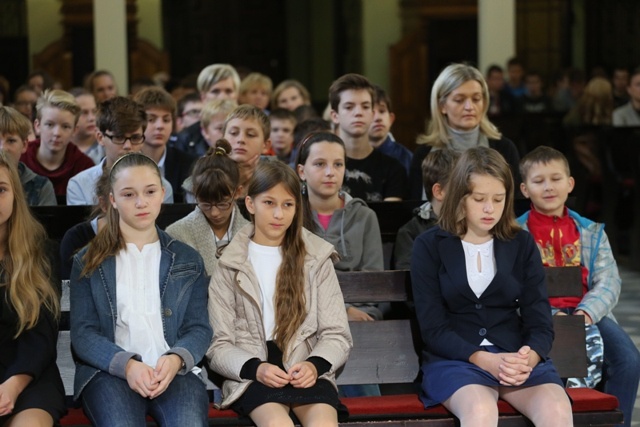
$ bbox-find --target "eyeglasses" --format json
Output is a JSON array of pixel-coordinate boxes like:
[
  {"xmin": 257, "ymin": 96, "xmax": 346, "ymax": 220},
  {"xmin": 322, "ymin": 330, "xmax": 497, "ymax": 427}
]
[
  {"xmin": 104, "ymin": 132, "xmax": 145, "ymax": 145},
  {"xmin": 182, "ymin": 109, "xmax": 201, "ymax": 118},
  {"xmin": 197, "ymin": 188, "xmax": 237, "ymax": 212}
]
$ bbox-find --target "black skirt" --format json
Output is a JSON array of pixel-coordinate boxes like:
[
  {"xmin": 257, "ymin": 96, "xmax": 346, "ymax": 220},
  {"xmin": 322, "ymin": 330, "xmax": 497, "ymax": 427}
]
[
  {"xmin": 231, "ymin": 341, "xmax": 348, "ymax": 421},
  {"xmin": 0, "ymin": 364, "xmax": 66, "ymax": 424}
]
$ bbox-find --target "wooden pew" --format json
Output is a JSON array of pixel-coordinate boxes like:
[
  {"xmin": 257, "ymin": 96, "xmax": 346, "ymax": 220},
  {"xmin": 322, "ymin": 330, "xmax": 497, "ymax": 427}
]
[
  {"xmin": 58, "ymin": 267, "xmax": 622, "ymax": 426},
  {"xmin": 334, "ymin": 268, "xmax": 621, "ymax": 426}
]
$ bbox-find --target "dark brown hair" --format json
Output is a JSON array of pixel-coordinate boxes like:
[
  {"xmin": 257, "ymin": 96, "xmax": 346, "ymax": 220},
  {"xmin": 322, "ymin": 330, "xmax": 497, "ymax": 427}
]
[
  {"xmin": 246, "ymin": 161, "xmax": 306, "ymax": 359},
  {"xmin": 81, "ymin": 153, "xmax": 162, "ymax": 276},
  {"xmin": 295, "ymin": 131, "xmax": 346, "ymax": 232},
  {"xmin": 96, "ymin": 96, "xmax": 146, "ymax": 135},
  {"xmin": 191, "ymin": 139, "xmax": 240, "ymax": 202},
  {"xmin": 519, "ymin": 145, "xmax": 571, "ymax": 182},
  {"xmin": 328, "ymin": 73, "xmax": 375, "ymax": 112},
  {"xmin": 421, "ymin": 149, "xmax": 460, "ymax": 201}
]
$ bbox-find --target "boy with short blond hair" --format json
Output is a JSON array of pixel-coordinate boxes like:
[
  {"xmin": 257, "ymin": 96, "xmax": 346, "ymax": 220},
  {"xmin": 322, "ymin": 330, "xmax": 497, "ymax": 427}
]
[
  {"xmin": 517, "ymin": 145, "xmax": 640, "ymax": 427},
  {"xmin": 20, "ymin": 89, "xmax": 94, "ymax": 202},
  {"xmin": 0, "ymin": 106, "xmax": 56, "ymax": 205},
  {"xmin": 268, "ymin": 108, "xmax": 296, "ymax": 164},
  {"xmin": 393, "ymin": 149, "xmax": 458, "ymax": 269},
  {"xmin": 200, "ymin": 99, "xmax": 238, "ymax": 147},
  {"xmin": 223, "ymin": 104, "xmax": 271, "ymax": 196}
]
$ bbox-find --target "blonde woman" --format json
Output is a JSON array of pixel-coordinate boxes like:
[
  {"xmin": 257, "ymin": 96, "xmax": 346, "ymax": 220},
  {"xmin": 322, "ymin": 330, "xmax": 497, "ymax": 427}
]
[{"xmin": 409, "ymin": 63, "xmax": 521, "ymax": 199}]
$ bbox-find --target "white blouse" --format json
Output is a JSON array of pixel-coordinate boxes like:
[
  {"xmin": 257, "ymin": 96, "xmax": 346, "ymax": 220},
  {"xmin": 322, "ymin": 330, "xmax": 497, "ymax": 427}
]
[
  {"xmin": 462, "ymin": 239, "xmax": 496, "ymax": 346},
  {"xmin": 115, "ymin": 241, "xmax": 169, "ymax": 368},
  {"xmin": 248, "ymin": 241, "xmax": 282, "ymax": 341}
]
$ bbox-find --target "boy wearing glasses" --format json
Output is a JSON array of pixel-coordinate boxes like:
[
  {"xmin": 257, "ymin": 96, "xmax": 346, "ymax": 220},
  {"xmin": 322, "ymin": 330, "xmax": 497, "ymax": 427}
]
[
  {"xmin": 175, "ymin": 93, "xmax": 202, "ymax": 133},
  {"xmin": 21, "ymin": 89, "xmax": 94, "ymax": 203},
  {"xmin": 67, "ymin": 96, "xmax": 173, "ymax": 205}
]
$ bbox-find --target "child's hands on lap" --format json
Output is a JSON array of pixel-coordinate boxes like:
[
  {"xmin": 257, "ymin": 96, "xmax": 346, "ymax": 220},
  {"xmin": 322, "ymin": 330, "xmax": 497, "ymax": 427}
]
[
  {"xmin": 470, "ymin": 346, "xmax": 537, "ymax": 386},
  {"xmin": 0, "ymin": 375, "xmax": 30, "ymax": 416},
  {"xmin": 148, "ymin": 354, "xmax": 183, "ymax": 399},
  {"xmin": 257, "ymin": 363, "xmax": 291, "ymax": 388},
  {"xmin": 125, "ymin": 359, "xmax": 159, "ymax": 398},
  {"xmin": 497, "ymin": 346, "xmax": 535, "ymax": 386},
  {"xmin": 288, "ymin": 362, "xmax": 318, "ymax": 388}
]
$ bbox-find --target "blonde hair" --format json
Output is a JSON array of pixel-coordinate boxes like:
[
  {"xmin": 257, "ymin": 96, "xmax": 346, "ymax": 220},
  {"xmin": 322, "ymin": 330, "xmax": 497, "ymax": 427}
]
[
  {"xmin": 36, "ymin": 89, "xmax": 81, "ymax": 124},
  {"xmin": 272, "ymin": 80, "xmax": 311, "ymax": 109},
  {"xmin": 197, "ymin": 64, "xmax": 241, "ymax": 95},
  {"xmin": 239, "ymin": 73, "xmax": 273, "ymax": 100},
  {"xmin": 574, "ymin": 77, "xmax": 613, "ymax": 125},
  {"xmin": 200, "ymin": 99, "xmax": 237, "ymax": 128},
  {"xmin": 222, "ymin": 104, "xmax": 270, "ymax": 140},
  {"xmin": 418, "ymin": 63, "xmax": 501, "ymax": 148},
  {"xmin": 0, "ymin": 106, "xmax": 32, "ymax": 141},
  {"xmin": 0, "ymin": 151, "xmax": 59, "ymax": 337},
  {"xmin": 81, "ymin": 153, "xmax": 163, "ymax": 276}
]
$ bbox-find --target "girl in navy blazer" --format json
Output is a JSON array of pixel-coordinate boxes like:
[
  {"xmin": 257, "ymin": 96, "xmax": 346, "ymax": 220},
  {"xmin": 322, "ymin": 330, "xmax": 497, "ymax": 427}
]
[{"xmin": 411, "ymin": 147, "xmax": 572, "ymax": 426}]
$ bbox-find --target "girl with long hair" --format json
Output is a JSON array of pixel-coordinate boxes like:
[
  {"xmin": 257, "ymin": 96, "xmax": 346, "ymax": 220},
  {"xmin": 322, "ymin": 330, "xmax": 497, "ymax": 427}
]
[
  {"xmin": 167, "ymin": 139, "xmax": 249, "ymax": 275},
  {"xmin": 70, "ymin": 152, "xmax": 212, "ymax": 426},
  {"xmin": 0, "ymin": 150, "xmax": 64, "ymax": 426},
  {"xmin": 411, "ymin": 146, "xmax": 572, "ymax": 426},
  {"xmin": 296, "ymin": 131, "xmax": 383, "ymax": 321},
  {"xmin": 207, "ymin": 161, "xmax": 352, "ymax": 426}
]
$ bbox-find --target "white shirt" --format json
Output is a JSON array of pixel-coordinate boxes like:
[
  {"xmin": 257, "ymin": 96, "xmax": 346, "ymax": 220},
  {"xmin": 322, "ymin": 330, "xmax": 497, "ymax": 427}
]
[
  {"xmin": 248, "ymin": 241, "xmax": 282, "ymax": 340},
  {"xmin": 114, "ymin": 241, "xmax": 169, "ymax": 367},
  {"xmin": 462, "ymin": 239, "xmax": 496, "ymax": 346}
]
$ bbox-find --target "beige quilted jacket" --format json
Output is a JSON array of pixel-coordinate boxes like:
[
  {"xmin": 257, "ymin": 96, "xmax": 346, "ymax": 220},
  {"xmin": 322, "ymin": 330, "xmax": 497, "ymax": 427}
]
[{"xmin": 206, "ymin": 223, "xmax": 352, "ymax": 408}]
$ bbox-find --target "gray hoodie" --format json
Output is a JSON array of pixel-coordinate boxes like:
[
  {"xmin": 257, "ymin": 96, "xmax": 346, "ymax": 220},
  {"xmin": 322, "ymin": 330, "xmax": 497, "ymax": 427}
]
[{"xmin": 311, "ymin": 193, "xmax": 384, "ymax": 319}]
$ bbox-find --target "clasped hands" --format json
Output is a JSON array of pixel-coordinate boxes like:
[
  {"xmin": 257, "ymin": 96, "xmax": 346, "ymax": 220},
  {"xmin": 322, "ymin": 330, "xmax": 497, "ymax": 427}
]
[
  {"xmin": 256, "ymin": 361, "xmax": 318, "ymax": 389},
  {"xmin": 471, "ymin": 345, "xmax": 541, "ymax": 386},
  {"xmin": 125, "ymin": 354, "xmax": 183, "ymax": 399}
]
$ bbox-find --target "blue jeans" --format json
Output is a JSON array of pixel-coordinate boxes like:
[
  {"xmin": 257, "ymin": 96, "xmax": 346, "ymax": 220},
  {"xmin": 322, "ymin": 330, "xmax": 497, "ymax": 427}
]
[
  {"xmin": 598, "ymin": 316, "xmax": 640, "ymax": 427},
  {"xmin": 81, "ymin": 371, "xmax": 209, "ymax": 427}
]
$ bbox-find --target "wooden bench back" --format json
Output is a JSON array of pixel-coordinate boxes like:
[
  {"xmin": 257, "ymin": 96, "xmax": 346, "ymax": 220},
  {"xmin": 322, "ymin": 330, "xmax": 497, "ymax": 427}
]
[
  {"xmin": 57, "ymin": 266, "xmax": 587, "ymax": 395},
  {"xmin": 335, "ymin": 267, "xmax": 588, "ymax": 384}
]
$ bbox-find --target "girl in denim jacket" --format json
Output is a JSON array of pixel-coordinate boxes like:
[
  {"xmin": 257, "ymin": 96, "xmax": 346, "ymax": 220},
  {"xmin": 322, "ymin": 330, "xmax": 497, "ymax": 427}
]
[{"xmin": 70, "ymin": 153, "xmax": 212, "ymax": 427}]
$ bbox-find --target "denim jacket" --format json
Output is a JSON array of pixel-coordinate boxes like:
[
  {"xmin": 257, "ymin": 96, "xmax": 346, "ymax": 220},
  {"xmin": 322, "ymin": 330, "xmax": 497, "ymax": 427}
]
[
  {"xmin": 517, "ymin": 208, "xmax": 621, "ymax": 324},
  {"xmin": 69, "ymin": 227, "xmax": 212, "ymax": 400}
]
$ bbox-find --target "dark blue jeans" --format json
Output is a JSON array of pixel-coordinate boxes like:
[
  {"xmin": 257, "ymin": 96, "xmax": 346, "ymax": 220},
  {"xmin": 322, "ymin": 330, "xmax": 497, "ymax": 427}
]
[
  {"xmin": 598, "ymin": 316, "xmax": 640, "ymax": 427},
  {"xmin": 81, "ymin": 371, "xmax": 209, "ymax": 427}
]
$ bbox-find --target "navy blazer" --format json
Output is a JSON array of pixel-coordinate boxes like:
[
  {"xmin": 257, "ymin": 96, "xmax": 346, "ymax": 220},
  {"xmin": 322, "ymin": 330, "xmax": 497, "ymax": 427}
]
[{"xmin": 410, "ymin": 226, "xmax": 553, "ymax": 365}]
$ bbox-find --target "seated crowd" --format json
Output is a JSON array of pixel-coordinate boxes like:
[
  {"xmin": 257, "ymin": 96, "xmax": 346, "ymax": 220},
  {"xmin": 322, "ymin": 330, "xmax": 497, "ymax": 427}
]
[{"xmin": 0, "ymin": 59, "xmax": 639, "ymax": 427}]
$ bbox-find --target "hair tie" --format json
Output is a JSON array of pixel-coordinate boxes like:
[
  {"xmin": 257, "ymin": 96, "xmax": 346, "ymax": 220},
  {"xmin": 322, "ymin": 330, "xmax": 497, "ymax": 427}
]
[{"xmin": 214, "ymin": 146, "xmax": 227, "ymax": 156}]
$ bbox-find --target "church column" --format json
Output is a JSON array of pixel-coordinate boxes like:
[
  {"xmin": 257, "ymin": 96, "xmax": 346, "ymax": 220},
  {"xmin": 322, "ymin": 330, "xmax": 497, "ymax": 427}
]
[{"xmin": 93, "ymin": 0, "xmax": 128, "ymax": 92}]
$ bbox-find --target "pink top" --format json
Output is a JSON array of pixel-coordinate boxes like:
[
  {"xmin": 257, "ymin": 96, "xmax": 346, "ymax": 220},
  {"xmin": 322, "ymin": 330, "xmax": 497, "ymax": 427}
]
[{"xmin": 317, "ymin": 213, "xmax": 333, "ymax": 230}]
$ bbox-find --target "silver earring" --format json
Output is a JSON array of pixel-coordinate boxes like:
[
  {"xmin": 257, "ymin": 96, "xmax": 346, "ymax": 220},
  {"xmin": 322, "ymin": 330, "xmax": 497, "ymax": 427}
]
[{"xmin": 301, "ymin": 181, "xmax": 307, "ymax": 195}]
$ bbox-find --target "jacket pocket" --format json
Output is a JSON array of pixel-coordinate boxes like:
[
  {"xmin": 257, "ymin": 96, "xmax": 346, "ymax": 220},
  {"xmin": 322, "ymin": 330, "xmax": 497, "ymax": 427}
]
[{"xmin": 171, "ymin": 262, "xmax": 199, "ymax": 277}]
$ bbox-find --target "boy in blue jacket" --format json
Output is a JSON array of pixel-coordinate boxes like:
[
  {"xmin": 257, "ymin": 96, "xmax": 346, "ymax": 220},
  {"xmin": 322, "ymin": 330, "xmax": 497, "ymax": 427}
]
[{"xmin": 517, "ymin": 145, "xmax": 640, "ymax": 427}]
